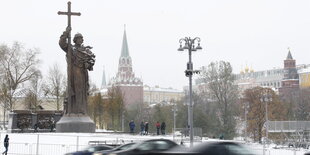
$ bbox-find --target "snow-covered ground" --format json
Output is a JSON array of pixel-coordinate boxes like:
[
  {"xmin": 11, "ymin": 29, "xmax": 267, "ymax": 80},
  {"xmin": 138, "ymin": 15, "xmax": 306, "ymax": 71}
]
[{"xmin": 0, "ymin": 131, "xmax": 308, "ymax": 155}]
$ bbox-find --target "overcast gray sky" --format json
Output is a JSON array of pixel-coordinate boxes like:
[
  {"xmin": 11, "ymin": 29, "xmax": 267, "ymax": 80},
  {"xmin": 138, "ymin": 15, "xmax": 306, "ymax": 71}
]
[{"xmin": 1, "ymin": 0, "xmax": 310, "ymax": 90}]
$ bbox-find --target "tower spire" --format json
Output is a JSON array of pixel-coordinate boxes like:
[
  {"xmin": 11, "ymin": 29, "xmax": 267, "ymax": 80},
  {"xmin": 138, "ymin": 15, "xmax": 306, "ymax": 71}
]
[
  {"xmin": 101, "ymin": 66, "xmax": 107, "ymax": 89},
  {"xmin": 121, "ymin": 25, "xmax": 130, "ymax": 58},
  {"xmin": 286, "ymin": 47, "xmax": 293, "ymax": 60}
]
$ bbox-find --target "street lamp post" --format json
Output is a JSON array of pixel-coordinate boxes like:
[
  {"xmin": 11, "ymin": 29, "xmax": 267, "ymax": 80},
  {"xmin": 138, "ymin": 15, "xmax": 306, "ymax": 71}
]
[
  {"xmin": 185, "ymin": 89, "xmax": 190, "ymax": 131},
  {"xmin": 260, "ymin": 92, "xmax": 272, "ymax": 155},
  {"xmin": 178, "ymin": 37, "xmax": 202, "ymax": 147},
  {"xmin": 172, "ymin": 102, "xmax": 178, "ymax": 141},
  {"xmin": 260, "ymin": 93, "xmax": 272, "ymax": 143},
  {"xmin": 244, "ymin": 102, "xmax": 248, "ymax": 142}
]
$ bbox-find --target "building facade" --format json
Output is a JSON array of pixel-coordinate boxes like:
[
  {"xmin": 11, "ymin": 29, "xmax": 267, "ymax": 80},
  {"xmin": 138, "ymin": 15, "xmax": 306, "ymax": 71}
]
[
  {"xmin": 143, "ymin": 85, "xmax": 184, "ymax": 105},
  {"xmin": 196, "ymin": 50, "xmax": 309, "ymax": 95},
  {"xmin": 235, "ymin": 66, "xmax": 284, "ymax": 93},
  {"xmin": 235, "ymin": 51, "xmax": 310, "ymax": 94},
  {"xmin": 299, "ymin": 68, "xmax": 310, "ymax": 89}
]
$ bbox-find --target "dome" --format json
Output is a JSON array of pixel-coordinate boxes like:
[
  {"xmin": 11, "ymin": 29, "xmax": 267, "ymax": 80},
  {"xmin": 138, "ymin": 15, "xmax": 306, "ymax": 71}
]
[{"xmin": 245, "ymin": 66, "xmax": 249, "ymax": 73}]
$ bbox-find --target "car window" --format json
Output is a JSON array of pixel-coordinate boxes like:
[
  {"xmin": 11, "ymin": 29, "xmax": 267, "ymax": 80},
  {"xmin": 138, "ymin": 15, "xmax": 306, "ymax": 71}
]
[
  {"xmin": 88, "ymin": 146, "xmax": 112, "ymax": 152},
  {"xmin": 137, "ymin": 142, "xmax": 154, "ymax": 151},
  {"xmin": 118, "ymin": 143, "xmax": 135, "ymax": 150},
  {"xmin": 154, "ymin": 141, "xmax": 171, "ymax": 150},
  {"xmin": 88, "ymin": 147, "xmax": 95, "ymax": 152}
]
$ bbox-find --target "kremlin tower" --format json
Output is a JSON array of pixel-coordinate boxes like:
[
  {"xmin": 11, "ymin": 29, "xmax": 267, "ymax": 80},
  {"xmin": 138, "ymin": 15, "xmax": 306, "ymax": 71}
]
[
  {"xmin": 109, "ymin": 27, "xmax": 143, "ymax": 106},
  {"xmin": 279, "ymin": 49, "xmax": 299, "ymax": 97}
]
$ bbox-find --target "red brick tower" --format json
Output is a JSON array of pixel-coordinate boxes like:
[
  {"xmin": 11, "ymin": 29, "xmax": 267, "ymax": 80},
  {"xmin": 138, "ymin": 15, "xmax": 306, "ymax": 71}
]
[
  {"xmin": 109, "ymin": 28, "xmax": 143, "ymax": 106},
  {"xmin": 279, "ymin": 49, "xmax": 299, "ymax": 96}
]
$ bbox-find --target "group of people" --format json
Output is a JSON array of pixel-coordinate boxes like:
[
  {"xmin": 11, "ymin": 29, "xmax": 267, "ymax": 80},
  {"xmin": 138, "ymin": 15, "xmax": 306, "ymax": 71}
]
[
  {"xmin": 139, "ymin": 121, "xmax": 149, "ymax": 135},
  {"xmin": 128, "ymin": 120, "xmax": 166, "ymax": 135},
  {"xmin": 155, "ymin": 121, "xmax": 166, "ymax": 135}
]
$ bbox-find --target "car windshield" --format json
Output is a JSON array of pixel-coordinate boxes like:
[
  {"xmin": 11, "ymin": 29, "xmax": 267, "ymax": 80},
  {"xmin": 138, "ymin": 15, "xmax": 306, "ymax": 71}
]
[
  {"xmin": 84, "ymin": 145, "xmax": 113, "ymax": 152},
  {"xmin": 225, "ymin": 144, "xmax": 256, "ymax": 155},
  {"xmin": 133, "ymin": 140, "xmax": 177, "ymax": 151},
  {"xmin": 154, "ymin": 140, "xmax": 175, "ymax": 150},
  {"xmin": 136, "ymin": 141, "xmax": 154, "ymax": 151},
  {"xmin": 116, "ymin": 143, "xmax": 135, "ymax": 150},
  {"xmin": 87, "ymin": 147, "xmax": 96, "ymax": 152}
]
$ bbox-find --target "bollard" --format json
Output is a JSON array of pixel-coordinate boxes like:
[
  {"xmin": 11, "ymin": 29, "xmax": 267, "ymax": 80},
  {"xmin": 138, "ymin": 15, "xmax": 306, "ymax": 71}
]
[
  {"xmin": 36, "ymin": 134, "xmax": 40, "ymax": 155},
  {"xmin": 76, "ymin": 136, "xmax": 79, "ymax": 151}
]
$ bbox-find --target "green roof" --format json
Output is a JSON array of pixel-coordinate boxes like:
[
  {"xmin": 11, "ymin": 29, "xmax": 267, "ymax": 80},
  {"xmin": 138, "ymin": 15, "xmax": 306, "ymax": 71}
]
[
  {"xmin": 121, "ymin": 29, "xmax": 130, "ymax": 58},
  {"xmin": 287, "ymin": 50, "xmax": 293, "ymax": 60}
]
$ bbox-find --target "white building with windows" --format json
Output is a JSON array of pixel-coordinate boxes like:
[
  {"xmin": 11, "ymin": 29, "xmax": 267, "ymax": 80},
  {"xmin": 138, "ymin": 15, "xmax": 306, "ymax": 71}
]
[{"xmin": 143, "ymin": 85, "xmax": 183, "ymax": 105}]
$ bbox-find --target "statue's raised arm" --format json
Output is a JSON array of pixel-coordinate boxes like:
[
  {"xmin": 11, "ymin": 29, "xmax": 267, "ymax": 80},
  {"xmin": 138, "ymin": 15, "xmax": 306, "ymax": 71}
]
[{"xmin": 59, "ymin": 27, "xmax": 71, "ymax": 52}]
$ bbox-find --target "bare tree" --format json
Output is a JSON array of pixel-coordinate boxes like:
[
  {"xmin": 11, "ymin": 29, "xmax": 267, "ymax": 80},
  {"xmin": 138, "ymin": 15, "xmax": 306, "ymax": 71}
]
[
  {"xmin": 297, "ymin": 88, "xmax": 310, "ymax": 120},
  {"xmin": 106, "ymin": 85, "xmax": 124, "ymax": 131},
  {"xmin": 23, "ymin": 73, "xmax": 45, "ymax": 112},
  {"xmin": 200, "ymin": 61, "xmax": 239, "ymax": 139},
  {"xmin": 44, "ymin": 63, "xmax": 66, "ymax": 111},
  {"xmin": 0, "ymin": 42, "xmax": 40, "ymax": 128},
  {"xmin": 88, "ymin": 92, "xmax": 104, "ymax": 128}
]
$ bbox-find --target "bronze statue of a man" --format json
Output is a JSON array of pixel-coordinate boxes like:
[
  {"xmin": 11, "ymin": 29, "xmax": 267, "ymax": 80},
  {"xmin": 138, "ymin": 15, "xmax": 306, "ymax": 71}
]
[{"xmin": 59, "ymin": 27, "xmax": 95, "ymax": 115}]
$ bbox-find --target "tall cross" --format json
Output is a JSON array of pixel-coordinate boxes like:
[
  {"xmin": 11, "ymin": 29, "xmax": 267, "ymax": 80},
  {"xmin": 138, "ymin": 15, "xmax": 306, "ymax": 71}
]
[
  {"xmin": 58, "ymin": 1, "xmax": 81, "ymax": 114},
  {"xmin": 58, "ymin": 1, "xmax": 81, "ymax": 45}
]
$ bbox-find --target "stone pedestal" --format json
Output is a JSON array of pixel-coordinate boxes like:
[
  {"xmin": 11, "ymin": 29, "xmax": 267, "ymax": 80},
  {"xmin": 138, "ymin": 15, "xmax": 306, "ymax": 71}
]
[
  {"xmin": 56, "ymin": 114, "xmax": 95, "ymax": 133},
  {"xmin": 7, "ymin": 112, "xmax": 17, "ymax": 133}
]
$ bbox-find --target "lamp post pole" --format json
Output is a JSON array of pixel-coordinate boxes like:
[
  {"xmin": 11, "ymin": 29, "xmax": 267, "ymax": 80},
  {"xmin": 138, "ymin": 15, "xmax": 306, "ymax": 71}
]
[
  {"xmin": 260, "ymin": 91, "xmax": 272, "ymax": 150},
  {"xmin": 178, "ymin": 37, "xmax": 202, "ymax": 147},
  {"xmin": 244, "ymin": 102, "xmax": 248, "ymax": 142},
  {"xmin": 173, "ymin": 102, "xmax": 177, "ymax": 141},
  {"xmin": 265, "ymin": 98, "xmax": 268, "ymax": 141}
]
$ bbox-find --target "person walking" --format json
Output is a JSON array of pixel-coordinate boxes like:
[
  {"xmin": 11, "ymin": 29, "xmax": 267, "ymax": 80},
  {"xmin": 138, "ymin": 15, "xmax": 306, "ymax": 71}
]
[
  {"xmin": 140, "ymin": 121, "xmax": 145, "ymax": 135},
  {"xmin": 34, "ymin": 123, "xmax": 38, "ymax": 132},
  {"xmin": 2, "ymin": 134, "xmax": 9, "ymax": 155},
  {"xmin": 161, "ymin": 122, "xmax": 166, "ymax": 135},
  {"xmin": 144, "ymin": 122, "xmax": 149, "ymax": 135},
  {"xmin": 156, "ymin": 121, "xmax": 161, "ymax": 135},
  {"xmin": 129, "ymin": 120, "xmax": 135, "ymax": 133},
  {"xmin": 50, "ymin": 118, "xmax": 55, "ymax": 132}
]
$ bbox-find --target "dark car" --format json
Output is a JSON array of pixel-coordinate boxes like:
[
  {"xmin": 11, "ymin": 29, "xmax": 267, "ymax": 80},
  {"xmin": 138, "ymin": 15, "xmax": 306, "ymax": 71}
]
[
  {"xmin": 65, "ymin": 145, "xmax": 114, "ymax": 155},
  {"xmin": 159, "ymin": 141, "xmax": 257, "ymax": 155},
  {"xmin": 106, "ymin": 139, "xmax": 178, "ymax": 155},
  {"xmin": 93, "ymin": 143, "xmax": 136, "ymax": 155}
]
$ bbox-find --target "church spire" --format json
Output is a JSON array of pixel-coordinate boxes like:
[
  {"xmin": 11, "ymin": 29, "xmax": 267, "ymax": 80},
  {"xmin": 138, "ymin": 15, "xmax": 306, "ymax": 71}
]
[
  {"xmin": 101, "ymin": 66, "xmax": 107, "ymax": 89},
  {"xmin": 286, "ymin": 47, "xmax": 293, "ymax": 60},
  {"xmin": 121, "ymin": 25, "xmax": 130, "ymax": 58}
]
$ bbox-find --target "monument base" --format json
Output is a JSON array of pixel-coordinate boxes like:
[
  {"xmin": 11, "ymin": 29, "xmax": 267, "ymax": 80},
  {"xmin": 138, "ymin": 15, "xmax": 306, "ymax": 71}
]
[{"xmin": 56, "ymin": 114, "xmax": 95, "ymax": 133}]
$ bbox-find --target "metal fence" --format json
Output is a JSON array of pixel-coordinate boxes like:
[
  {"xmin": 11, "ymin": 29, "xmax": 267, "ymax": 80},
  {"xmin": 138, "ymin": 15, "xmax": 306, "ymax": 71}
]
[
  {"xmin": 254, "ymin": 148, "xmax": 307, "ymax": 155},
  {"xmin": 0, "ymin": 132, "xmax": 308, "ymax": 155},
  {"xmin": 1, "ymin": 142, "xmax": 308, "ymax": 155},
  {"xmin": 0, "ymin": 133, "xmax": 150, "ymax": 155},
  {"xmin": 269, "ymin": 121, "xmax": 310, "ymax": 132},
  {"xmin": 245, "ymin": 143, "xmax": 308, "ymax": 155},
  {"xmin": 0, "ymin": 142, "xmax": 87, "ymax": 155}
]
